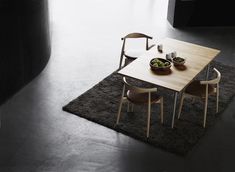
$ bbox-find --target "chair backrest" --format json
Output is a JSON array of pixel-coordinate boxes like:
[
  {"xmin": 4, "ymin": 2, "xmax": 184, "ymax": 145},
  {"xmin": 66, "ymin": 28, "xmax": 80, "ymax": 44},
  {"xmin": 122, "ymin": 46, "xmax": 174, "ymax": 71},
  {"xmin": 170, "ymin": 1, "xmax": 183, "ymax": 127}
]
[
  {"xmin": 123, "ymin": 77, "xmax": 157, "ymax": 94},
  {"xmin": 118, "ymin": 32, "xmax": 154, "ymax": 69},
  {"xmin": 200, "ymin": 68, "xmax": 221, "ymax": 85},
  {"xmin": 121, "ymin": 33, "xmax": 153, "ymax": 40},
  {"xmin": 121, "ymin": 32, "xmax": 153, "ymax": 51}
]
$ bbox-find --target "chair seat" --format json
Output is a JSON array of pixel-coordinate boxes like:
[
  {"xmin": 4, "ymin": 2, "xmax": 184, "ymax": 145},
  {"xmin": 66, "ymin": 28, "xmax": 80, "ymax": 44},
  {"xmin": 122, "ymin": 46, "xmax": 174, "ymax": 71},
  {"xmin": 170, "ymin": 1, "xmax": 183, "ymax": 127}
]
[
  {"xmin": 185, "ymin": 80, "xmax": 215, "ymax": 98},
  {"xmin": 127, "ymin": 90, "xmax": 161, "ymax": 104},
  {"xmin": 124, "ymin": 49, "xmax": 146, "ymax": 60}
]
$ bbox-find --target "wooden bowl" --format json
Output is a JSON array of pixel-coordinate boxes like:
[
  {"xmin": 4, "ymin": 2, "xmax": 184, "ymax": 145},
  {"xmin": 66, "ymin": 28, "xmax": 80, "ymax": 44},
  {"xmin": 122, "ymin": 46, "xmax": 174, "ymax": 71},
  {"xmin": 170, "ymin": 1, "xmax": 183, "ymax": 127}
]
[
  {"xmin": 150, "ymin": 58, "xmax": 171, "ymax": 72},
  {"xmin": 172, "ymin": 57, "xmax": 185, "ymax": 66}
]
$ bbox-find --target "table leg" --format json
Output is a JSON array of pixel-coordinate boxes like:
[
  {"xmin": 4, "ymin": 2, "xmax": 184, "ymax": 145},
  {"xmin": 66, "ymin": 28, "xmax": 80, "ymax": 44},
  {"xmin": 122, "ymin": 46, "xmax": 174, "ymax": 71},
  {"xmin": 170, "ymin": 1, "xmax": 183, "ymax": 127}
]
[
  {"xmin": 171, "ymin": 92, "xmax": 178, "ymax": 128},
  {"xmin": 206, "ymin": 64, "xmax": 210, "ymax": 80}
]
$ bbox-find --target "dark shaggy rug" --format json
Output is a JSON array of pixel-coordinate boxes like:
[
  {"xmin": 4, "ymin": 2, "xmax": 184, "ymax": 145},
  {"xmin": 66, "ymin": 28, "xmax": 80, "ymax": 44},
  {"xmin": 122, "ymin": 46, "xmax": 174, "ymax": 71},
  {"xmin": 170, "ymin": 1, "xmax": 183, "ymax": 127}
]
[{"xmin": 63, "ymin": 61, "xmax": 235, "ymax": 156}]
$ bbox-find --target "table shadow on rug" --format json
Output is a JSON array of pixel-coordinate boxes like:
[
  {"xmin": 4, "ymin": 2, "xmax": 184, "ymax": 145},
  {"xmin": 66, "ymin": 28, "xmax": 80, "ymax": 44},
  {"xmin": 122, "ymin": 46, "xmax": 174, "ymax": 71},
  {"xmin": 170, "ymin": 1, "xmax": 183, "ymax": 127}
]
[{"xmin": 63, "ymin": 61, "xmax": 235, "ymax": 156}]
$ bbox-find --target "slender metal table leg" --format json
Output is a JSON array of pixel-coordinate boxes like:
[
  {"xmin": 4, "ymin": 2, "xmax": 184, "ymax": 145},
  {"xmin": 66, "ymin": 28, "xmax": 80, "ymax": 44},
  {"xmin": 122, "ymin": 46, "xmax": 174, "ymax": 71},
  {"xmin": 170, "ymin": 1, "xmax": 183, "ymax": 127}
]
[
  {"xmin": 206, "ymin": 64, "xmax": 210, "ymax": 80},
  {"xmin": 171, "ymin": 92, "xmax": 178, "ymax": 128}
]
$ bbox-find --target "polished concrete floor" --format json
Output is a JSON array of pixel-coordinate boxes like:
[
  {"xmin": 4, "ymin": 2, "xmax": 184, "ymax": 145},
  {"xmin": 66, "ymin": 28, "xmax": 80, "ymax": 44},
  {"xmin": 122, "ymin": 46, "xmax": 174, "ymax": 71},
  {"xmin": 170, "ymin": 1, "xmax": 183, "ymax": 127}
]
[{"xmin": 1, "ymin": 0, "xmax": 235, "ymax": 171}]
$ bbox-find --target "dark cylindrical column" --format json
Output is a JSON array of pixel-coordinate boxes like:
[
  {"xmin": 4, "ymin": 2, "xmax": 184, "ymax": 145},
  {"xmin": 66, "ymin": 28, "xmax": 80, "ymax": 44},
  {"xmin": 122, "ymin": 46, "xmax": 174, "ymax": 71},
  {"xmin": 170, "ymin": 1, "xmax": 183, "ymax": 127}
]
[
  {"xmin": 167, "ymin": 0, "xmax": 195, "ymax": 27},
  {"xmin": 0, "ymin": 0, "xmax": 51, "ymax": 104}
]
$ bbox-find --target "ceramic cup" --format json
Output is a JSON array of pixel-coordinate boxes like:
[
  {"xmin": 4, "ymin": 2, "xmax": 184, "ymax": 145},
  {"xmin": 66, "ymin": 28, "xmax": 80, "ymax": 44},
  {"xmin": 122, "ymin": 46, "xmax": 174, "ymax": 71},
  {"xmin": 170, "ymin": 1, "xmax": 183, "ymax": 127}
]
[
  {"xmin": 166, "ymin": 53, "xmax": 172, "ymax": 61},
  {"xmin": 157, "ymin": 44, "xmax": 163, "ymax": 52},
  {"xmin": 171, "ymin": 51, "xmax": 177, "ymax": 58}
]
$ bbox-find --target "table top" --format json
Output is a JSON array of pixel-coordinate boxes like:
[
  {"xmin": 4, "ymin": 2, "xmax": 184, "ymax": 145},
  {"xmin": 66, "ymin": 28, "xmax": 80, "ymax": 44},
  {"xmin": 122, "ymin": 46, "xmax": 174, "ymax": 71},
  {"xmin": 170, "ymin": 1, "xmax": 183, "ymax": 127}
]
[{"xmin": 118, "ymin": 37, "xmax": 221, "ymax": 92}]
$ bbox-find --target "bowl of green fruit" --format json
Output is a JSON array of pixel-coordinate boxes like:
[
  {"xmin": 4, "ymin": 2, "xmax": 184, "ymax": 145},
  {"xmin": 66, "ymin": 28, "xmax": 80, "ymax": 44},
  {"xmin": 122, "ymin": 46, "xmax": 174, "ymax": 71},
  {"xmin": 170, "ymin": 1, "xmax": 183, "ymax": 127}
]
[{"xmin": 150, "ymin": 58, "xmax": 171, "ymax": 72}]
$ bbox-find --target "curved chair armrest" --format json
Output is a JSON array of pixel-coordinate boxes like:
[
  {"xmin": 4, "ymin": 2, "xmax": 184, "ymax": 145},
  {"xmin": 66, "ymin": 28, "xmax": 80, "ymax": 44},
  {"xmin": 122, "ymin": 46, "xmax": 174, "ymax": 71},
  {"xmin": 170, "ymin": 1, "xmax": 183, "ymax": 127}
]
[
  {"xmin": 123, "ymin": 77, "xmax": 157, "ymax": 93},
  {"xmin": 138, "ymin": 87, "xmax": 157, "ymax": 93},
  {"xmin": 200, "ymin": 67, "xmax": 221, "ymax": 85},
  {"xmin": 200, "ymin": 78, "xmax": 220, "ymax": 85},
  {"xmin": 129, "ymin": 86, "xmax": 157, "ymax": 94}
]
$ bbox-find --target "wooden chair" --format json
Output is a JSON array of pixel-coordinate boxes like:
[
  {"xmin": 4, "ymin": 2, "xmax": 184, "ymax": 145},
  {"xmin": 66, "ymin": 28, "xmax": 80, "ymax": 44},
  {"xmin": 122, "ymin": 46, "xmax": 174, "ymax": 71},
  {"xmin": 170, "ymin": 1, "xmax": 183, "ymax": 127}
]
[
  {"xmin": 118, "ymin": 32, "xmax": 155, "ymax": 69},
  {"xmin": 116, "ymin": 77, "xmax": 164, "ymax": 138},
  {"xmin": 177, "ymin": 68, "xmax": 221, "ymax": 128}
]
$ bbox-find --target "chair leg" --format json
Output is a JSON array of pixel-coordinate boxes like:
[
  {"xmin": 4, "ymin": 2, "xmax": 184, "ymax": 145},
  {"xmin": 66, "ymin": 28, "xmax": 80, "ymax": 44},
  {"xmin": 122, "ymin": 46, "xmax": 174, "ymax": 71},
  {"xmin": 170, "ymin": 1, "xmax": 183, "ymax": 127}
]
[
  {"xmin": 131, "ymin": 103, "xmax": 134, "ymax": 112},
  {"xmin": 216, "ymin": 95, "xmax": 219, "ymax": 113},
  {"xmin": 127, "ymin": 102, "xmax": 134, "ymax": 112},
  {"xmin": 124, "ymin": 58, "xmax": 134, "ymax": 67},
  {"xmin": 160, "ymin": 97, "xmax": 164, "ymax": 124},
  {"xmin": 119, "ymin": 53, "xmax": 124, "ymax": 69},
  {"xmin": 147, "ymin": 93, "xmax": 151, "ymax": 138},
  {"xmin": 178, "ymin": 93, "xmax": 185, "ymax": 119},
  {"xmin": 203, "ymin": 96, "xmax": 208, "ymax": 128},
  {"xmin": 119, "ymin": 39, "xmax": 126, "ymax": 69},
  {"xmin": 124, "ymin": 58, "xmax": 129, "ymax": 66},
  {"xmin": 127, "ymin": 101, "xmax": 130, "ymax": 112},
  {"xmin": 216, "ymin": 85, "xmax": 219, "ymax": 113},
  {"xmin": 116, "ymin": 85, "xmax": 126, "ymax": 125},
  {"xmin": 116, "ymin": 98, "xmax": 123, "ymax": 125}
]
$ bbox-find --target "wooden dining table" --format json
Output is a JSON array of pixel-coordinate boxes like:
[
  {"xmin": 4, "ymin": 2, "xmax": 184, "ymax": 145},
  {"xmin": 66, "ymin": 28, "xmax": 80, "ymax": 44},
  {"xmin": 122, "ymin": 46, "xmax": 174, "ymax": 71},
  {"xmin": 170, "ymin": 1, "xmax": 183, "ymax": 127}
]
[{"xmin": 117, "ymin": 37, "xmax": 221, "ymax": 128}]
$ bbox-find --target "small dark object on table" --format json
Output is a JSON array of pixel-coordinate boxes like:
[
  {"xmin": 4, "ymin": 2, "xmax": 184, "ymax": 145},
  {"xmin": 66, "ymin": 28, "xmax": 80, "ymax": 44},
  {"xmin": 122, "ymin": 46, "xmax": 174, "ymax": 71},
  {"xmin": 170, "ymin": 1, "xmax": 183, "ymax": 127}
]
[{"xmin": 172, "ymin": 57, "xmax": 185, "ymax": 66}]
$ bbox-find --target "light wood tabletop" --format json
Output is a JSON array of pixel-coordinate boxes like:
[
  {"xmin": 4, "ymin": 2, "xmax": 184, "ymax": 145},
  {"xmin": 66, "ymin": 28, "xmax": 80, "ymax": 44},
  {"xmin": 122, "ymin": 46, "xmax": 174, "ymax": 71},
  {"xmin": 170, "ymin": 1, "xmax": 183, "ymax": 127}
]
[
  {"xmin": 118, "ymin": 37, "xmax": 220, "ymax": 92},
  {"xmin": 117, "ymin": 37, "xmax": 221, "ymax": 128}
]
